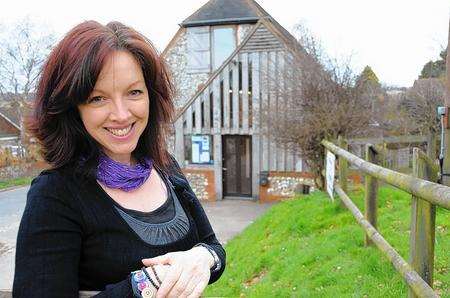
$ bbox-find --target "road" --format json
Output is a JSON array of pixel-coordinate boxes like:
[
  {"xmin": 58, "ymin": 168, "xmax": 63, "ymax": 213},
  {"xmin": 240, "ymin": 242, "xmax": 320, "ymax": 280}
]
[
  {"xmin": 0, "ymin": 186, "xmax": 274, "ymax": 290},
  {"xmin": 0, "ymin": 186, "xmax": 29, "ymax": 290}
]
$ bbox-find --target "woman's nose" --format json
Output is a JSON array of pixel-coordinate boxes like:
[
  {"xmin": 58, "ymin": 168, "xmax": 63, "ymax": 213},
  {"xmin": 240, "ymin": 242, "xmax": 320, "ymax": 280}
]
[{"xmin": 110, "ymin": 98, "xmax": 131, "ymax": 122}]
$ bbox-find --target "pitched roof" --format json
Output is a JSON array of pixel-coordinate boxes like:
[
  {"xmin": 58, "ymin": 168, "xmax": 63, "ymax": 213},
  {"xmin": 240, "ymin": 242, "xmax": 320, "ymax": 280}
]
[
  {"xmin": 0, "ymin": 106, "xmax": 20, "ymax": 130},
  {"xmin": 181, "ymin": 0, "xmax": 266, "ymax": 27},
  {"xmin": 179, "ymin": 0, "xmax": 299, "ymax": 49}
]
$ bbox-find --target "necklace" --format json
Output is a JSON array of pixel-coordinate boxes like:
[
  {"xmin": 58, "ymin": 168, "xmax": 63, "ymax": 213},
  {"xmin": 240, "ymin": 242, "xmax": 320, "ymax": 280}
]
[{"xmin": 96, "ymin": 152, "xmax": 153, "ymax": 192}]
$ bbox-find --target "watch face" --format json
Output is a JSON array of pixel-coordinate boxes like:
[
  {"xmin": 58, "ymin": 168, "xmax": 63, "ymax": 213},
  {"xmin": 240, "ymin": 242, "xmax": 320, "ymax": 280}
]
[{"xmin": 141, "ymin": 287, "xmax": 156, "ymax": 298}]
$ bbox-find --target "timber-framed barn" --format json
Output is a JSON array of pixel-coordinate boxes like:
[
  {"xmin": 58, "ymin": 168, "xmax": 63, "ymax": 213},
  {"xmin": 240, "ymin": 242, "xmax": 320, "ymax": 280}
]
[{"xmin": 164, "ymin": 0, "xmax": 314, "ymax": 202}]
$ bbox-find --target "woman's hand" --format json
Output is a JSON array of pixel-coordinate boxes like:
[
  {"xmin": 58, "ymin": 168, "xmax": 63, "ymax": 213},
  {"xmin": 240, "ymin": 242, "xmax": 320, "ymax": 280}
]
[
  {"xmin": 142, "ymin": 247, "xmax": 214, "ymax": 298},
  {"xmin": 145, "ymin": 264, "xmax": 170, "ymax": 288}
]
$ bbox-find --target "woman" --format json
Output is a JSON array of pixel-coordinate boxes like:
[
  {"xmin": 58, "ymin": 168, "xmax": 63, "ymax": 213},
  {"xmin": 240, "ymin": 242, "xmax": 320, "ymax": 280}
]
[{"xmin": 13, "ymin": 21, "xmax": 225, "ymax": 298}]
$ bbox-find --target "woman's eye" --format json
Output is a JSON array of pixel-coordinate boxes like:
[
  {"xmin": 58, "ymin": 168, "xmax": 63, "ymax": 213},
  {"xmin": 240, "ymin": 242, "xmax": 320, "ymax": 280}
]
[
  {"xmin": 87, "ymin": 96, "xmax": 105, "ymax": 104},
  {"xmin": 129, "ymin": 90, "xmax": 143, "ymax": 96}
]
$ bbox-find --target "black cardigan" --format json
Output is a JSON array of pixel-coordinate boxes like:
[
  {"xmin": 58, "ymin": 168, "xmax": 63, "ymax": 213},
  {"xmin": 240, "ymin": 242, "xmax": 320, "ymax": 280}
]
[{"xmin": 13, "ymin": 158, "xmax": 226, "ymax": 297}]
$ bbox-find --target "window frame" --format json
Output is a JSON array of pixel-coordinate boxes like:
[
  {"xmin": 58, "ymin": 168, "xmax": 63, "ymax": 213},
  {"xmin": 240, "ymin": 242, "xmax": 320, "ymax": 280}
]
[{"xmin": 211, "ymin": 25, "xmax": 237, "ymax": 71}]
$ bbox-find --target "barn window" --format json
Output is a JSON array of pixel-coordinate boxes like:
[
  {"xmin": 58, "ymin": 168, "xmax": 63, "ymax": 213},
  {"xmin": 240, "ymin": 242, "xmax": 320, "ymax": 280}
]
[
  {"xmin": 187, "ymin": 27, "xmax": 211, "ymax": 73},
  {"xmin": 212, "ymin": 27, "xmax": 236, "ymax": 70}
]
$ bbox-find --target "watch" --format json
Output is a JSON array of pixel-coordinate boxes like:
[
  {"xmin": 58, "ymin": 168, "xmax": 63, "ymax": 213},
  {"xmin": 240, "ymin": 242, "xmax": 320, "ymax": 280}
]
[{"xmin": 194, "ymin": 242, "xmax": 221, "ymax": 272}]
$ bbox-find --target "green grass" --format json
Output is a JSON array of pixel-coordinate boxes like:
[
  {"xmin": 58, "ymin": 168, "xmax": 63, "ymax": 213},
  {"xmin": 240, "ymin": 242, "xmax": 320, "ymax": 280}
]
[
  {"xmin": 0, "ymin": 176, "xmax": 33, "ymax": 190},
  {"xmin": 205, "ymin": 186, "xmax": 449, "ymax": 297}
]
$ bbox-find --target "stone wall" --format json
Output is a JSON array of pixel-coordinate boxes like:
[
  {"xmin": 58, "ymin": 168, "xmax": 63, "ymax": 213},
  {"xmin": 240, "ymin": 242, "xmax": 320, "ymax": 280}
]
[
  {"xmin": 267, "ymin": 176, "xmax": 315, "ymax": 197},
  {"xmin": 164, "ymin": 30, "xmax": 209, "ymax": 110},
  {"xmin": 259, "ymin": 171, "xmax": 315, "ymax": 202},
  {"xmin": 0, "ymin": 161, "xmax": 47, "ymax": 181},
  {"xmin": 237, "ymin": 24, "xmax": 253, "ymax": 43},
  {"xmin": 182, "ymin": 167, "xmax": 216, "ymax": 201}
]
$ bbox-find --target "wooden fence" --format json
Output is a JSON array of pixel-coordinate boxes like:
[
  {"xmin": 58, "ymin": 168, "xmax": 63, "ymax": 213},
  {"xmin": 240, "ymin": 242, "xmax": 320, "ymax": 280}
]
[{"xmin": 322, "ymin": 137, "xmax": 449, "ymax": 298}]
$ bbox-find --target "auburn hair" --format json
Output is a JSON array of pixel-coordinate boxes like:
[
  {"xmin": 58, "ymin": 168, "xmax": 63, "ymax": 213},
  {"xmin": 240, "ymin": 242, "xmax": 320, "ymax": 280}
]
[{"xmin": 26, "ymin": 20, "xmax": 175, "ymax": 178}]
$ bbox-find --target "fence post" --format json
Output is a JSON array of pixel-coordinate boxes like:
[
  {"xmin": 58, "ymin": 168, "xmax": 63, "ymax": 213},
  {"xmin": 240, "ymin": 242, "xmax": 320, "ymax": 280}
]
[
  {"xmin": 426, "ymin": 132, "xmax": 437, "ymax": 160},
  {"xmin": 338, "ymin": 135, "xmax": 348, "ymax": 195},
  {"xmin": 409, "ymin": 148, "xmax": 438, "ymax": 297},
  {"xmin": 364, "ymin": 144, "xmax": 378, "ymax": 246}
]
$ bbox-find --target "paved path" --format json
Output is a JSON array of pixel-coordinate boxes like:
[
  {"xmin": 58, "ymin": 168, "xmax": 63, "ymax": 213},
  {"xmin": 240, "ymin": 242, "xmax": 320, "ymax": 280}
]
[
  {"xmin": 0, "ymin": 186, "xmax": 274, "ymax": 290},
  {"xmin": 0, "ymin": 186, "xmax": 29, "ymax": 290}
]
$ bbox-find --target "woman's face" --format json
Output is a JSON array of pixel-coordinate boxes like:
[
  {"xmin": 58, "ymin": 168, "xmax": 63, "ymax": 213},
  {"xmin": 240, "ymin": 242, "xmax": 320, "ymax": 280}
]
[{"xmin": 78, "ymin": 50, "xmax": 149, "ymax": 165}]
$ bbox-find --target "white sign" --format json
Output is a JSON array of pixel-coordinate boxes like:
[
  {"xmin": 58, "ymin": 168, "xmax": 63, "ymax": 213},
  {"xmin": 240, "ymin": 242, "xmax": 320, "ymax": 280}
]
[
  {"xmin": 326, "ymin": 150, "xmax": 335, "ymax": 200},
  {"xmin": 191, "ymin": 135, "xmax": 211, "ymax": 164}
]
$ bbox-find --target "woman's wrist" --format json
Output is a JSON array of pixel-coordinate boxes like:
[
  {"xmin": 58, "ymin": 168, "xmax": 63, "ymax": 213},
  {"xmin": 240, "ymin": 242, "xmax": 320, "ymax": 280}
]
[
  {"xmin": 192, "ymin": 245, "xmax": 215, "ymax": 268},
  {"xmin": 193, "ymin": 243, "xmax": 221, "ymax": 271}
]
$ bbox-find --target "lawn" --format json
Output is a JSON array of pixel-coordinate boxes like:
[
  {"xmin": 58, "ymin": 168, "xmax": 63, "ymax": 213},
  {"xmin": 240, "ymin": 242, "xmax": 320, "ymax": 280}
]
[
  {"xmin": 205, "ymin": 186, "xmax": 449, "ymax": 297},
  {"xmin": 0, "ymin": 176, "xmax": 33, "ymax": 190}
]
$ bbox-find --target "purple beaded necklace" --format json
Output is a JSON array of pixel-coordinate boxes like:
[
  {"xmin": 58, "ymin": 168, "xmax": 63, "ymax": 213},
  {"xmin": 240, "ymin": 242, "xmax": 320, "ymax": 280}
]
[{"xmin": 96, "ymin": 152, "xmax": 153, "ymax": 192}]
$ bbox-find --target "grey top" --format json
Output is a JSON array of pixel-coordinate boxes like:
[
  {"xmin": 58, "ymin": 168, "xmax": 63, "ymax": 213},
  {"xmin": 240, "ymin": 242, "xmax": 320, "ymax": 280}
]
[{"xmin": 112, "ymin": 168, "xmax": 190, "ymax": 246}]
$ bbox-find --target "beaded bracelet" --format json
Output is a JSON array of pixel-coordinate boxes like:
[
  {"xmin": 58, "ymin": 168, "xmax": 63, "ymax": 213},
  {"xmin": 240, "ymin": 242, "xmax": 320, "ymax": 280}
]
[
  {"xmin": 141, "ymin": 266, "xmax": 160, "ymax": 290},
  {"xmin": 149, "ymin": 264, "xmax": 162, "ymax": 285},
  {"xmin": 131, "ymin": 267, "xmax": 160, "ymax": 298}
]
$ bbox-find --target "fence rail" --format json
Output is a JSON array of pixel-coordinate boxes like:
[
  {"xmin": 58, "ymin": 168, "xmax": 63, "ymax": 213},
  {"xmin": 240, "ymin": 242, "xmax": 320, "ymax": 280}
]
[
  {"xmin": 322, "ymin": 140, "xmax": 450, "ymax": 209},
  {"xmin": 322, "ymin": 137, "xmax": 449, "ymax": 298}
]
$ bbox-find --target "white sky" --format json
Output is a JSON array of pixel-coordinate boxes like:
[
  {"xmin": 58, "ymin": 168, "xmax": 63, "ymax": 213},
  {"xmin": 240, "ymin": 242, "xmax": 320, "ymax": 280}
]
[{"xmin": 0, "ymin": 0, "xmax": 449, "ymax": 87}]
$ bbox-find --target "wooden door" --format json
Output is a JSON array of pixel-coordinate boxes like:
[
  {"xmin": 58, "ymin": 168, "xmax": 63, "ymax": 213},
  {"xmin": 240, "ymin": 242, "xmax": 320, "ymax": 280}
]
[{"xmin": 223, "ymin": 135, "xmax": 252, "ymax": 197}]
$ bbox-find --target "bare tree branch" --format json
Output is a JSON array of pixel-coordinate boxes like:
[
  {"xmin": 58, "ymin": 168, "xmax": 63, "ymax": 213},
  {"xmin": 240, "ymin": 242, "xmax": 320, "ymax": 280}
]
[
  {"xmin": 0, "ymin": 17, "xmax": 55, "ymax": 156},
  {"xmin": 261, "ymin": 23, "xmax": 373, "ymax": 189}
]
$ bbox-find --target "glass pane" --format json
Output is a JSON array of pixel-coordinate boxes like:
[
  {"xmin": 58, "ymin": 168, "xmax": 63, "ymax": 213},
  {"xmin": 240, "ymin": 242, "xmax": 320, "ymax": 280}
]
[{"xmin": 213, "ymin": 28, "xmax": 235, "ymax": 70}]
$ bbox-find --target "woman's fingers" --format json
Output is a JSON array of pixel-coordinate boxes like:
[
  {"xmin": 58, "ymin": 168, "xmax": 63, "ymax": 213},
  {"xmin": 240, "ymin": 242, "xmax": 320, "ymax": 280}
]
[
  {"xmin": 144, "ymin": 249, "xmax": 211, "ymax": 297},
  {"xmin": 155, "ymin": 264, "xmax": 183, "ymax": 298},
  {"xmin": 153, "ymin": 264, "xmax": 169, "ymax": 282},
  {"xmin": 167, "ymin": 268, "xmax": 196, "ymax": 298},
  {"xmin": 177, "ymin": 264, "xmax": 209, "ymax": 298},
  {"xmin": 186, "ymin": 278, "xmax": 208, "ymax": 298},
  {"xmin": 142, "ymin": 254, "xmax": 172, "ymax": 266},
  {"xmin": 178, "ymin": 273, "xmax": 202, "ymax": 298}
]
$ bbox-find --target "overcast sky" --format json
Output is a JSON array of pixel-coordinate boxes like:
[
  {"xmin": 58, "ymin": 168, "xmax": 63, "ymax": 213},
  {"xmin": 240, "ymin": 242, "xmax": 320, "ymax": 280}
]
[{"xmin": 1, "ymin": 0, "xmax": 449, "ymax": 87}]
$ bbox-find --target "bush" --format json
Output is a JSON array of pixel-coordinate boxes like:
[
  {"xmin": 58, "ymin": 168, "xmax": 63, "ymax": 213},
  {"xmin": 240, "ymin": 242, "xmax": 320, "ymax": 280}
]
[{"xmin": 0, "ymin": 148, "xmax": 19, "ymax": 167}]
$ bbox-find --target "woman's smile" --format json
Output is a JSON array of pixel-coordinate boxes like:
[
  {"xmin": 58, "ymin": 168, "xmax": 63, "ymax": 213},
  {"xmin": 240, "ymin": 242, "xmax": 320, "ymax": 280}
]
[{"xmin": 104, "ymin": 122, "xmax": 135, "ymax": 138}]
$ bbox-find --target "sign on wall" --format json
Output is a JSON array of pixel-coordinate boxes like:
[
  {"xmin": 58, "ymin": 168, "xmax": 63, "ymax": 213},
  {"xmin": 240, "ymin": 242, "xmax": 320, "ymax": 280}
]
[
  {"xmin": 326, "ymin": 150, "xmax": 335, "ymax": 200},
  {"xmin": 191, "ymin": 135, "xmax": 211, "ymax": 164}
]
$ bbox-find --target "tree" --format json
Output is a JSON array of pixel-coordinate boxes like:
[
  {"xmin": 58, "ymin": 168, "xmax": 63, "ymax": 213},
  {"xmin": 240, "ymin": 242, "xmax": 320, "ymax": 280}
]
[
  {"xmin": 0, "ymin": 18, "xmax": 55, "ymax": 156},
  {"xmin": 399, "ymin": 78, "xmax": 445, "ymax": 135},
  {"xmin": 419, "ymin": 47, "xmax": 447, "ymax": 79},
  {"xmin": 356, "ymin": 65, "xmax": 380, "ymax": 86},
  {"xmin": 261, "ymin": 24, "xmax": 372, "ymax": 189}
]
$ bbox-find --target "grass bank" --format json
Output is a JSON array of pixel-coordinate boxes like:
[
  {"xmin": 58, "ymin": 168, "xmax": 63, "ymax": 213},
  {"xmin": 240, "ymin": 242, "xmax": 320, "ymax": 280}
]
[
  {"xmin": 0, "ymin": 177, "xmax": 33, "ymax": 190},
  {"xmin": 205, "ymin": 186, "xmax": 449, "ymax": 297}
]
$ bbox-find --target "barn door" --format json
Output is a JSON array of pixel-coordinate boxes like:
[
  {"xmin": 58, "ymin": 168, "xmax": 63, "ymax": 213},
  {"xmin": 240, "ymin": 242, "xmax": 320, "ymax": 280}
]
[{"xmin": 223, "ymin": 135, "xmax": 252, "ymax": 198}]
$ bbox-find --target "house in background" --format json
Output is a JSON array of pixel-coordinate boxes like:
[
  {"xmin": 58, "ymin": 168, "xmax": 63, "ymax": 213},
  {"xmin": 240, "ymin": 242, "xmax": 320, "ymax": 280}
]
[
  {"xmin": 163, "ymin": 0, "xmax": 314, "ymax": 202},
  {"xmin": 0, "ymin": 106, "xmax": 21, "ymax": 153}
]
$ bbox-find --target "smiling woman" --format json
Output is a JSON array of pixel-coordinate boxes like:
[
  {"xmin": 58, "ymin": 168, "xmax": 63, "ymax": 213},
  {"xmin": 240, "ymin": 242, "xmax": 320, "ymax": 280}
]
[
  {"xmin": 13, "ymin": 21, "xmax": 226, "ymax": 298},
  {"xmin": 78, "ymin": 51, "xmax": 150, "ymax": 165}
]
